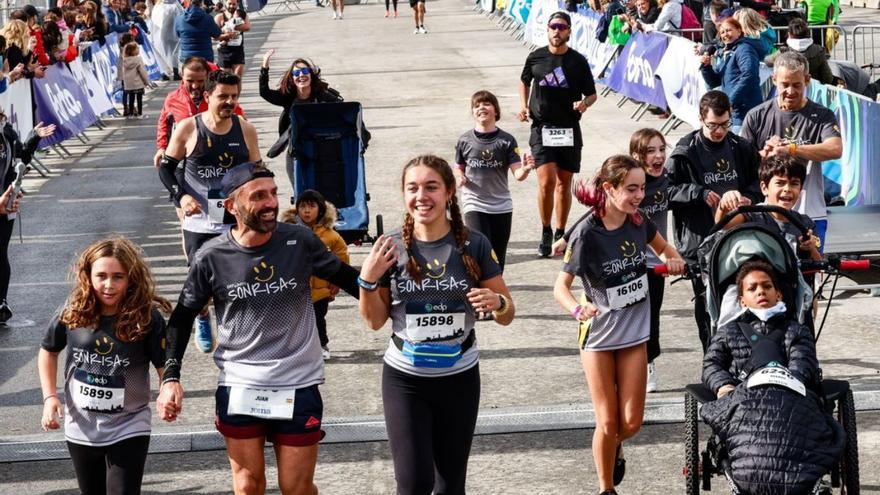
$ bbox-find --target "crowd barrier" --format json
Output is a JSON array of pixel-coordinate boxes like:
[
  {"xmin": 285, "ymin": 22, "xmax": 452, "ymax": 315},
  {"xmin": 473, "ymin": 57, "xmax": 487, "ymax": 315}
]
[{"xmin": 477, "ymin": 0, "xmax": 880, "ymax": 206}]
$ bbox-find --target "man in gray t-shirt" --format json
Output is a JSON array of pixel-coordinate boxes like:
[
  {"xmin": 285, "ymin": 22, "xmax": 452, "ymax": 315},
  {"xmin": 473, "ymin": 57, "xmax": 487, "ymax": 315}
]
[
  {"xmin": 158, "ymin": 163, "xmax": 359, "ymax": 495},
  {"xmin": 741, "ymin": 51, "xmax": 842, "ymax": 250}
]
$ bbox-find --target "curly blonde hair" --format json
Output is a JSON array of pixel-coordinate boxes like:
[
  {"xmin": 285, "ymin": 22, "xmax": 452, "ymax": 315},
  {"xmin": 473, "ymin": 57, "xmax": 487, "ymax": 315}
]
[
  {"xmin": 61, "ymin": 237, "xmax": 171, "ymax": 342},
  {"xmin": 0, "ymin": 20, "xmax": 31, "ymax": 54}
]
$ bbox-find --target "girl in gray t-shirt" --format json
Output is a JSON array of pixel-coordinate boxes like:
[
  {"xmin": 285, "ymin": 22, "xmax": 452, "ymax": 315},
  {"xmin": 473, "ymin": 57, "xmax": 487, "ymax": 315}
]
[
  {"xmin": 554, "ymin": 155, "xmax": 685, "ymax": 494},
  {"xmin": 358, "ymin": 155, "xmax": 515, "ymax": 495},
  {"xmin": 38, "ymin": 237, "xmax": 170, "ymax": 494},
  {"xmin": 453, "ymin": 90, "xmax": 534, "ymax": 268}
]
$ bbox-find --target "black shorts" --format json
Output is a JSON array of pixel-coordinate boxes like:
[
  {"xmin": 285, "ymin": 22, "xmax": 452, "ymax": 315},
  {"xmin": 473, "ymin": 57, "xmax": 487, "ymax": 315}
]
[
  {"xmin": 215, "ymin": 385, "xmax": 325, "ymax": 447},
  {"xmin": 183, "ymin": 230, "xmax": 221, "ymax": 265},
  {"xmin": 218, "ymin": 45, "xmax": 245, "ymax": 67},
  {"xmin": 409, "ymin": 0, "xmax": 423, "ymax": 8},
  {"xmin": 529, "ymin": 124, "xmax": 582, "ymax": 173}
]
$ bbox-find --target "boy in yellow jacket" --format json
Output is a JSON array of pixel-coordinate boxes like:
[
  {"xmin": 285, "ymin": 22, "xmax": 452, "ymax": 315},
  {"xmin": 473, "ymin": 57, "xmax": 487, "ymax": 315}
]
[{"xmin": 282, "ymin": 190, "xmax": 350, "ymax": 360}]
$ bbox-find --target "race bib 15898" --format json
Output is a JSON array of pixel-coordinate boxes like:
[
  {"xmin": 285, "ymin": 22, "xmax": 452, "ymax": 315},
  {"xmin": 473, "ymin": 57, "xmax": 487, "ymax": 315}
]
[{"xmin": 404, "ymin": 301, "xmax": 466, "ymax": 342}]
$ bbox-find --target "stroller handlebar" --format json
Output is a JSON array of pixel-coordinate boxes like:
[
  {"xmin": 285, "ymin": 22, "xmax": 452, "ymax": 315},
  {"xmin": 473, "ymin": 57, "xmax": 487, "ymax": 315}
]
[
  {"xmin": 711, "ymin": 205, "xmax": 813, "ymax": 237},
  {"xmin": 799, "ymin": 257, "xmax": 871, "ymax": 273}
]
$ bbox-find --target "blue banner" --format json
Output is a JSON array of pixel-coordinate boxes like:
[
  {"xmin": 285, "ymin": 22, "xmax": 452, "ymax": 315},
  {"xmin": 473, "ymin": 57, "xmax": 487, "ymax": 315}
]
[
  {"xmin": 32, "ymin": 63, "xmax": 98, "ymax": 147},
  {"xmin": 606, "ymin": 32, "xmax": 668, "ymax": 109},
  {"xmin": 134, "ymin": 28, "xmax": 163, "ymax": 81}
]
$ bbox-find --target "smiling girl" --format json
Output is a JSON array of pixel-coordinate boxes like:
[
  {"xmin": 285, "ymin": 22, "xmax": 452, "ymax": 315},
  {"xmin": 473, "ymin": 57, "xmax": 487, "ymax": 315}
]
[
  {"xmin": 358, "ymin": 154, "xmax": 515, "ymax": 494},
  {"xmin": 38, "ymin": 237, "xmax": 171, "ymax": 495},
  {"xmin": 554, "ymin": 155, "xmax": 684, "ymax": 495}
]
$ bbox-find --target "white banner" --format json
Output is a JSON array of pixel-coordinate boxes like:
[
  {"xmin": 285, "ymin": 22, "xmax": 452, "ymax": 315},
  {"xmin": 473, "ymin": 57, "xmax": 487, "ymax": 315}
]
[
  {"xmin": 655, "ymin": 35, "xmax": 707, "ymax": 129},
  {"xmin": 481, "ymin": 0, "xmax": 494, "ymax": 11},
  {"xmin": 571, "ymin": 8, "xmax": 619, "ymax": 79},
  {"xmin": 69, "ymin": 58, "xmax": 115, "ymax": 116},
  {"xmin": 0, "ymin": 79, "xmax": 34, "ymax": 141},
  {"xmin": 524, "ymin": 0, "xmax": 554, "ymax": 47}
]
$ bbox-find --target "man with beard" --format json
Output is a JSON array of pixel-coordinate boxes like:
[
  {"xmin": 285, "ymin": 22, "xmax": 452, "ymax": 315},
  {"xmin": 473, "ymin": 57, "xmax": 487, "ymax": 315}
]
[
  {"xmin": 158, "ymin": 70, "xmax": 259, "ymax": 353},
  {"xmin": 157, "ymin": 163, "xmax": 359, "ymax": 495},
  {"xmin": 518, "ymin": 11, "xmax": 597, "ymax": 258},
  {"xmin": 215, "ymin": 0, "xmax": 251, "ymax": 78}
]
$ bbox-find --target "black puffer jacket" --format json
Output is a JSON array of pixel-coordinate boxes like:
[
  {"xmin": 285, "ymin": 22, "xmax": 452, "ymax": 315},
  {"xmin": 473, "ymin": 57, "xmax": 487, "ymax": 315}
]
[
  {"xmin": 701, "ymin": 312, "xmax": 844, "ymax": 494},
  {"xmin": 665, "ymin": 130, "xmax": 762, "ymax": 261}
]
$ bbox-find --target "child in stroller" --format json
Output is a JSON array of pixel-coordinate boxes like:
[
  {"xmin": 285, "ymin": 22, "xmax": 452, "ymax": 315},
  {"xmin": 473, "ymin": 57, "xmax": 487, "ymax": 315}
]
[{"xmin": 699, "ymin": 260, "xmax": 845, "ymax": 494}]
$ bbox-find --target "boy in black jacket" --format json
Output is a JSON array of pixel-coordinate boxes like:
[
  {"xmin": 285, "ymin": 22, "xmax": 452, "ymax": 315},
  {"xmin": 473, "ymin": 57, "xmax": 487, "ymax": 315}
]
[{"xmin": 666, "ymin": 90, "xmax": 762, "ymax": 349}]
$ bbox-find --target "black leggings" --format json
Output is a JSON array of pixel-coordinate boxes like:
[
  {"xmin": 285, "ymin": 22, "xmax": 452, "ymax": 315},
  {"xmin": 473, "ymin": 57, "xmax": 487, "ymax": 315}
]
[
  {"xmin": 382, "ymin": 363, "xmax": 480, "ymax": 495},
  {"xmin": 0, "ymin": 216, "xmax": 14, "ymax": 302},
  {"xmin": 123, "ymin": 89, "xmax": 144, "ymax": 116},
  {"xmin": 647, "ymin": 271, "xmax": 665, "ymax": 363},
  {"xmin": 463, "ymin": 211, "xmax": 512, "ymax": 269},
  {"xmin": 313, "ymin": 297, "xmax": 330, "ymax": 347},
  {"xmin": 386, "ymin": 0, "xmax": 398, "ymax": 9},
  {"xmin": 67, "ymin": 435, "xmax": 151, "ymax": 495}
]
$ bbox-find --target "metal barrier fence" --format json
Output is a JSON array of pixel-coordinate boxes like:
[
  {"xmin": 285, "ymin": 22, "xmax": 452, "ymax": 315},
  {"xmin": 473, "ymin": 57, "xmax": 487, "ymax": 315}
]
[
  {"xmin": 852, "ymin": 24, "xmax": 880, "ymax": 74},
  {"xmin": 667, "ymin": 24, "xmax": 848, "ymax": 61}
]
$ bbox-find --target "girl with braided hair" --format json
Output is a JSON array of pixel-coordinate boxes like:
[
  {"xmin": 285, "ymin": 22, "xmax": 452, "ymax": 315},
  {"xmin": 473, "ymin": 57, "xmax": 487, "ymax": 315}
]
[
  {"xmin": 553, "ymin": 155, "xmax": 684, "ymax": 495},
  {"xmin": 358, "ymin": 154, "xmax": 515, "ymax": 494}
]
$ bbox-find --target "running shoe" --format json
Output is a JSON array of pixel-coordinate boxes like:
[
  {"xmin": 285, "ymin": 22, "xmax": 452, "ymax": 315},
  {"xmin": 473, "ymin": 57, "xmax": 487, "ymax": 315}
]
[
  {"xmin": 538, "ymin": 226, "xmax": 552, "ymax": 258},
  {"xmin": 613, "ymin": 444, "xmax": 626, "ymax": 486},
  {"xmin": 394, "ymin": 10, "xmax": 398, "ymax": 17},
  {"xmin": 0, "ymin": 300, "xmax": 12, "ymax": 323},
  {"xmin": 194, "ymin": 314, "xmax": 215, "ymax": 353},
  {"xmin": 419, "ymin": 25, "xmax": 427, "ymax": 34},
  {"xmin": 322, "ymin": 345, "xmax": 331, "ymax": 361},
  {"xmin": 646, "ymin": 362, "xmax": 658, "ymax": 393},
  {"xmin": 599, "ymin": 491, "xmax": 618, "ymax": 495},
  {"xmin": 384, "ymin": 10, "xmax": 389, "ymax": 17},
  {"xmin": 338, "ymin": 11, "xmax": 343, "ymax": 19},
  {"xmin": 332, "ymin": 11, "xmax": 337, "ymax": 18},
  {"xmin": 413, "ymin": 27, "xmax": 420, "ymax": 34}
]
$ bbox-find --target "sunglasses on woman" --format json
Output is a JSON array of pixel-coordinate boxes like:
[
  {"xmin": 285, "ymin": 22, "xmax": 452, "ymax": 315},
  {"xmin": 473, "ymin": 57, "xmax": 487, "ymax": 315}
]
[{"xmin": 291, "ymin": 67, "xmax": 311, "ymax": 77}]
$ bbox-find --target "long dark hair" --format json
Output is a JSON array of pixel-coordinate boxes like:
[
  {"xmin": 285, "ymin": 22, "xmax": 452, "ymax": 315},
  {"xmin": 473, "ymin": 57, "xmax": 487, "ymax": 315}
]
[
  {"xmin": 400, "ymin": 155, "xmax": 481, "ymax": 283},
  {"xmin": 573, "ymin": 154, "xmax": 643, "ymax": 225},
  {"xmin": 278, "ymin": 58, "xmax": 329, "ymax": 97}
]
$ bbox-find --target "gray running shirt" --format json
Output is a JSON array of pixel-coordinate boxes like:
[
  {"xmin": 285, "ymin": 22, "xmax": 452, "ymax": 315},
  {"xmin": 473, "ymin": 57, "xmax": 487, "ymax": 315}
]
[
  {"xmin": 183, "ymin": 114, "xmax": 250, "ymax": 234},
  {"xmin": 41, "ymin": 310, "xmax": 166, "ymax": 446},
  {"xmin": 180, "ymin": 223, "xmax": 341, "ymax": 389},
  {"xmin": 643, "ymin": 173, "xmax": 670, "ymax": 267},
  {"xmin": 741, "ymin": 99, "xmax": 840, "ymax": 220},
  {"xmin": 563, "ymin": 214, "xmax": 658, "ymax": 350},
  {"xmin": 454, "ymin": 129, "xmax": 521, "ymax": 214},
  {"xmin": 380, "ymin": 228, "xmax": 502, "ymax": 377}
]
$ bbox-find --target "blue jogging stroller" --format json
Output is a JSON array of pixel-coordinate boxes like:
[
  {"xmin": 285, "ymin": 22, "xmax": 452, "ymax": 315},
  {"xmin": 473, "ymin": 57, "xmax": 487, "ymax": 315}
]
[{"xmin": 283, "ymin": 102, "xmax": 381, "ymax": 244}]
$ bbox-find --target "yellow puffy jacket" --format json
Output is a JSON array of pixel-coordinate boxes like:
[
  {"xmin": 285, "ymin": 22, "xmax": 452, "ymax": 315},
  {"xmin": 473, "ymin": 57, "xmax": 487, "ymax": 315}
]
[{"xmin": 309, "ymin": 206, "xmax": 350, "ymax": 302}]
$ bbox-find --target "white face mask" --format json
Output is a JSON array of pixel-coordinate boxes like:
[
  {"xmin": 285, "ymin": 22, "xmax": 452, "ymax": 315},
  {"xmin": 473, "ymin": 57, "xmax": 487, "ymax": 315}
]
[
  {"xmin": 746, "ymin": 301, "xmax": 787, "ymax": 322},
  {"xmin": 786, "ymin": 38, "xmax": 813, "ymax": 52}
]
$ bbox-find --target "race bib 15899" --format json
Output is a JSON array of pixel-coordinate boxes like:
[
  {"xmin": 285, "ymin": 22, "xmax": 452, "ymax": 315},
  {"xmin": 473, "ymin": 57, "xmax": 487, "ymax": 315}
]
[{"xmin": 72, "ymin": 369, "xmax": 125, "ymax": 413}]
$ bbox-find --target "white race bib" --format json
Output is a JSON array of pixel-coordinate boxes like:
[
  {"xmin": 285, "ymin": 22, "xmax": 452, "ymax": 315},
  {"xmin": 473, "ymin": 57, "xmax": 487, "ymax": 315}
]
[
  {"xmin": 405, "ymin": 302, "xmax": 466, "ymax": 342},
  {"xmin": 541, "ymin": 127, "xmax": 574, "ymax": 147},
  {"xmin": 606, "ymin": 273, "xmax": 648, "ymax": 310},
  {"xmin": 207, "ymin": 189, "xmax": 226, "ymax": 225},
  {"xmin": 747, "ymin": 366, "xmax": 806, "ymax": 396},
  {"xmin": 72, "ymin": 370, "xmax": 125, "ymax": 413},
  {"xmin": 227, "ymin": 387, "xmax": 295, "ymax": 419}
]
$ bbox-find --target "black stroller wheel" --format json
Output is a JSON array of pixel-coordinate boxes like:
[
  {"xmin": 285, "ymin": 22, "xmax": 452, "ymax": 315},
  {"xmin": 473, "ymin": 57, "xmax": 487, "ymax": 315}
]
[
  {"xmin": 839, "ymin": 389, "xmax": 859, "ymax": 494},
  {"xmin": 684, "ymin": 394, "xmax": 700, "ymax": 494}
]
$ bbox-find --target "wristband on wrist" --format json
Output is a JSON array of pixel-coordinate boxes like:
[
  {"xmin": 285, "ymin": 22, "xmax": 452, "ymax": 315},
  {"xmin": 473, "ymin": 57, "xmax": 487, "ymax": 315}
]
[
  {"xmin": 789, "ymin": 142, "xmax": 797, "ymax": 157},
  {"xmin": 43, "ymin": 394, "xmax": 57, "ymax": 403},
  {"xmin": 493, "ymin": 294, "xmax": 511, "ymax": 316},
  {"xmin": 161, "ymin": 377, "xmax": 180, "ymax": 385},
  {"xmin": 571, "ymin": 305, "xmax": 583, "ymax": 319},
  {"xmin": 357, "ymin": 276, "xmax": 379, "ymax": 291}
]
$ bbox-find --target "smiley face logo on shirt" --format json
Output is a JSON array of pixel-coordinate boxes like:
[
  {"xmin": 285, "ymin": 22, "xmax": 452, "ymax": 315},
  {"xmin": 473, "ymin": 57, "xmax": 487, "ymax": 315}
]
[
  {"xmin": 716, "ymin": 158, "xmax": 731, "ymax": 173},
  {"xmin": 480, "ymin": 149, "xmax": 494, "ymax": 162},
  {"xmin": 652, "ymin": 189, "xmax": 665, "ymax": 205},
  {"xmin": 95, "ymin": 336, "xmax": 114, "ymax": 355},
  {"xmin": 217, "ymin": 151, "xmax": 234, "ymax": 169},
  {"xmin": 620, "ymin": 240, "xmax": 637, "ymax": 258},
  {"xmin": 253, "ymin": 261, "xmax": 275, "ymax": 282},
  {"xmin": 424, "ymin": 258, "xmax": 447, "ymax": 279}
]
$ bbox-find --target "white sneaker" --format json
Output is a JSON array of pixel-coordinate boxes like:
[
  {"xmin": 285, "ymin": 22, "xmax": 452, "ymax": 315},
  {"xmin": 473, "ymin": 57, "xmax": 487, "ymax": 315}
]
[
  {"xmin": 646, "ymin": 362, "xmax": 658, "ymax": 393},
  {"xmin": 413, "ymin": 27, "xmax": 420, "ymax": 34},
  {"xmin": 322, "ymin": 345, "xmax": 331, "ymax": 361},
  {"xmin": 332, "ymin": 11, "xmax": 337, "ymax": 18},
  {"xmin": 338, "ymin": 11, "xmax": 343, "ymax": 19},
  {"xmin": 419, "ymin": 25, "xmax": 427, "ymax": 34}
]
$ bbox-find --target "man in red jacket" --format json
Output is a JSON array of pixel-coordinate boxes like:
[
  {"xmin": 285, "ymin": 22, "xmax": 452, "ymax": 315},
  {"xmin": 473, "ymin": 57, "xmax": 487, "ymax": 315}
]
[{"xmin": 154, "ymin": 56, "xmax": 244, "ymax": 170}]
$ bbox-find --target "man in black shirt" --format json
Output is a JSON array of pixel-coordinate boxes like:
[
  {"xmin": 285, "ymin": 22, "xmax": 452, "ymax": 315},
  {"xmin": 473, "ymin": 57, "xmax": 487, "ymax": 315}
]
[
  {"xmin": 518, "ymin": 11, "xmax": 597, "ymax": 258},
  {"xmin": 666, "ymin": 90, "xmax": 762, "ymax": 351}
]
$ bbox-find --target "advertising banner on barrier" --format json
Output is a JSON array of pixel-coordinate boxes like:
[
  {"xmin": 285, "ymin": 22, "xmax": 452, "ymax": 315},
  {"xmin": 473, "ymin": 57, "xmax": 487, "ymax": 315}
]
[
  {"xmin": 69, "ymin": 58, "xmax": 115, "ymax": 117},
  {"xmin": 606, "ymin": 32, "xmax": 668, "ymax": 108},
  {"xmin": 506, "ymin": 0, "xmax": 531, "ymax": 25},
  {"xmin": 32, "ymin": 64, "xmax": 98, "ymax": 147},
  {"xmin": 0, "ymin": 79, "xmax": 34, "ymax": 142},
  {"xmin": 655, "ymin": 34, "xmax": 706, "ymax": 129},
  {"xmin": 135, "ymin": 28, "xmax": 164, "ymax": 81},
  {"xmin": 524, "ymin": 0, "xmax": 555, "ymax": 46},
  {"xmin": 571, "ymin": 6, "xmax": 619, "ymax": 80},
  {"xmin": 83, "ymin": 34, "xmax": 121, "ymax": 107}
]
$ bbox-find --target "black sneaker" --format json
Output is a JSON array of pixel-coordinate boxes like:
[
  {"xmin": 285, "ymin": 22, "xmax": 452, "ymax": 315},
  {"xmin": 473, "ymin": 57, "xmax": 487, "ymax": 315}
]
[
  {"xmin": 538, "ymin": 226, "xmax": 552, "ymax": 258},
  {"xmin": 599, "ymin": 490, "xmax": 618, "ymax": 495},
  {"xmin": 554, "ymin": 228, "xmax": 564, "ymax": 242},
  {"xmin": 0, "ymin": 301, "xmax": 12, "ymax": 323},
  {"xmin": 613, "ymin": 444, "xmax": 626, "ymax": 486}
]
